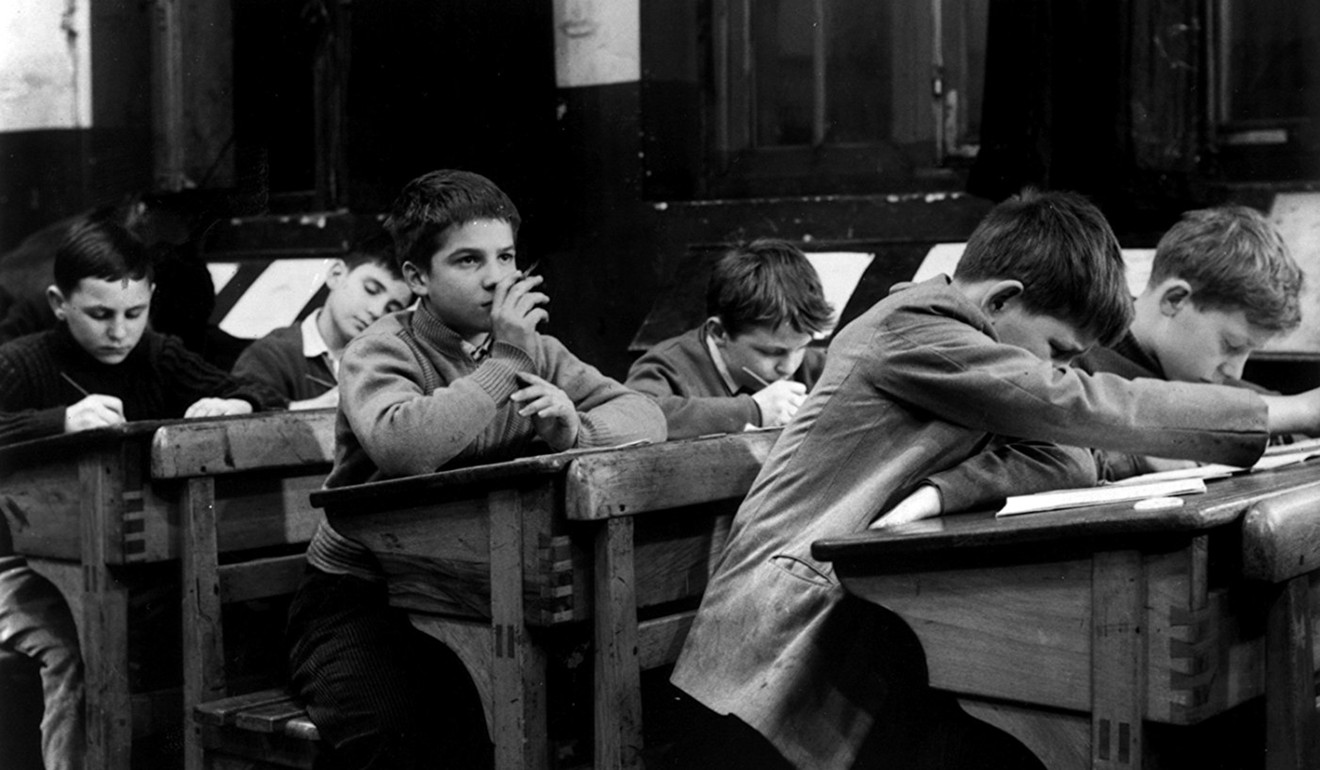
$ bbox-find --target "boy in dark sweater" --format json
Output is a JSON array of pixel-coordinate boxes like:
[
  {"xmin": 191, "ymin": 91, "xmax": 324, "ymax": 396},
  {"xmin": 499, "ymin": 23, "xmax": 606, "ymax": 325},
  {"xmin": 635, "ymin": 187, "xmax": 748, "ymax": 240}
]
[
  {"xmin": 286, "ymin": 170, "xmax": 665, "ymax": 769},
  {"xmin": 626, "ymin": 238, "xmax": 834, "ymax": 439},
  {"xmin": 231, "ymin": 228, "xmax": 412, "ymax": 410},
  {"xmin": 0, "ymin": 216, "xmax": 279, "ymax": 770}
]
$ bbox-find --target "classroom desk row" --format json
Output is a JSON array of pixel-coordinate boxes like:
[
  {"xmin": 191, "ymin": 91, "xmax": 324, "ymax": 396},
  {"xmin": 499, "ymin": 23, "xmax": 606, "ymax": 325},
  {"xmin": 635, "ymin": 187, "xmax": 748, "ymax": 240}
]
[
  {"xmin": 5, "ymin": 411, "xmax": 1320, "ymax": 770},
  {"xmin": 0, "ymin": 411, "xmax": 336, "ymax": 770}
]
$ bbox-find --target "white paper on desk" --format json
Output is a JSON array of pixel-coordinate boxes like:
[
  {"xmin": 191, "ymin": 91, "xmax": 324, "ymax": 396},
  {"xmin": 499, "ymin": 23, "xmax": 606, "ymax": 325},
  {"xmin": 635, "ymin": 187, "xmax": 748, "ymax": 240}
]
[
  {"xmin": 1106, "ymin": 443, "xmax": 1320, "ymax": 488},
  {"xmin": 996, "ymin": 478, "xmax": 1208, "ymax": 517}
]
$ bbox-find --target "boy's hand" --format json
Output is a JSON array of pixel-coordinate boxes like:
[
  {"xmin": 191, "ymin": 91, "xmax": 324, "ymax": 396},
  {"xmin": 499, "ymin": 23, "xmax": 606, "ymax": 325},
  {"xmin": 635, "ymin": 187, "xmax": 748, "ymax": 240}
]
[
  {"xmin": 291, "ymin": 387, "xmax": 339, "ymax": 411},
  {"xmin": 751, "ymin": 380, "xmax": 807, "ymax": 427},
  {"xmin": 490, "ymin": 271, "xmax": 549, "ymax": 356},
  {"xmin": 64, "ymin": 394, "xmax": 126, "ymax": 433},
  {"xmin": 1264, "ymin": 387, "xmax": 1320, "ymax": 437},
  {"xmin": 184, "ymin": 398, "xmax": 254, "ymax": 419},
  {"xmin": 511, "ymin": 371, "xmax": 580, "ymax": 451},
  {"xmin": 870, "ymin": 485, "xmax": 943, "ymax": 529}
]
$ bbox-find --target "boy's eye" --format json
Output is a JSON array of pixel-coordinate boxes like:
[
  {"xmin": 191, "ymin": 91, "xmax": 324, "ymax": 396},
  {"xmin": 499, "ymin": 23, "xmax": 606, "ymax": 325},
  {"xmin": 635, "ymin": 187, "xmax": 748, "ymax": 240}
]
[
  {"xmin": 126, "ymin": 309, "xmax": 145, "ymax": 319},
  {"xmin": 498, "ymin": 253, "xmax": 516, "ymax": 263},
  {"xmin": 88, "ymin": 310, "xmax": 112, "ymax": 321}
]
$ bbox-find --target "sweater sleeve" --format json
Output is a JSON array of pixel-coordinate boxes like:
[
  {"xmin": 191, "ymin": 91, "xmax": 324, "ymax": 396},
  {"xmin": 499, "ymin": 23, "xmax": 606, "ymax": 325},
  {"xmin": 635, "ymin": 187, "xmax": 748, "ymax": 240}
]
[
  {"xmin": 230, "ymin": 334, "xmax": 298, "ymax": 407},
  {"xmin": 543, "ymin": 336, "xmax": 668, "ymax": 447},
  {"xmin": 871, "ymin": 308, "xmax": 1269, "ymax": 467},
  {"xmin": 0, "ymin": 347, "xmax": 67, "ymax": 446},
  {"xmin": 625, "ymin": 345, "xmax": 761, "ymax": 440},
  {"xmin": 338, "ymin": 331, "xmax": 536, "ymax": 477},
  {"xmin": 154, "ymin": 334, "xmax": 285, "ymax": 412}
]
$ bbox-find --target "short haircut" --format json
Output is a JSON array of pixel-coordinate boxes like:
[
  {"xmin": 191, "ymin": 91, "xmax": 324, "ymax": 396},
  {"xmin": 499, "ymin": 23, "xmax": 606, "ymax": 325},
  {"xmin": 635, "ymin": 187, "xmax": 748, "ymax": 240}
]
[
  {"xmin": 343, "ymin": 225, "xmax": 405, "ymax": 280},
  {"xmin": 705, "ymin": 238, "xmax": 835, "ymax": 337},
  {"xmin": 383, "ymin": 170, "xmax": 521, "ymax": 270},
  {"xmin": 53, "ymin": 214, "xmax": 154, "ymax": 295},
  {"xmin": 955, "ymin": 189, "xmax": 1131, "ymax": 346},
  {"xmin": 1148, "ymin": 206, "xmax": 1302, "ymax": 333}
]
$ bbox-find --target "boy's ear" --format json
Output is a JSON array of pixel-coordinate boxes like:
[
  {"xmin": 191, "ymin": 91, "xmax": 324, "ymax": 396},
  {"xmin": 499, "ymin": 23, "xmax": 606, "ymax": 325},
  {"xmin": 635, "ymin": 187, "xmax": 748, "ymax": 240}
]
[
  {"xmin": 706, "ymin": 316, "xmax": 729, "ymax": 344},
  {"xmin": 46, "ymin": 285, "xmax": 68, "ymax": 320},
  {"xmin": 324, "ymin": 258, "xmax": 349, "ymax": 290},
  {"xmin": 400, "ymin": 260, "xmax": 428, "ymax": 294},
  {"xmin": 980, "ymin": 280, "xmax": 1024, "ymax": 316},
  {"xmin": 1157, "ymin": 280, "xmax": 1193, "ymax": 317}
]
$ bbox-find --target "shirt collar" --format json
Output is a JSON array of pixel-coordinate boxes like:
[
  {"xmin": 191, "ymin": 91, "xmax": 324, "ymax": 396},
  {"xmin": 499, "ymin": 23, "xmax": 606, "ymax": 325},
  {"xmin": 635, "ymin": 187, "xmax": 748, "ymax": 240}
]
[
  {"xmin": 301, "ymin": 310, "xmax": 337, "ymax": 374},
  {"xmin": 703, "ymin": 319, "xmax": 740, "ymax": 395},
  {"xmin": 412, "ymin": 302, "xmax": 493, "ymax": 362}
]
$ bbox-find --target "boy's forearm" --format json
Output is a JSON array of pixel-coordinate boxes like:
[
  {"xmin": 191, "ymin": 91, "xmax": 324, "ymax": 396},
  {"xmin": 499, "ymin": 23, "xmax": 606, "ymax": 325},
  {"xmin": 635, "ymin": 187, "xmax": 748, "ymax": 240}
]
[{"xmin": 1261, "ymin": 391, "xmax": 1320, "ymax": 437}]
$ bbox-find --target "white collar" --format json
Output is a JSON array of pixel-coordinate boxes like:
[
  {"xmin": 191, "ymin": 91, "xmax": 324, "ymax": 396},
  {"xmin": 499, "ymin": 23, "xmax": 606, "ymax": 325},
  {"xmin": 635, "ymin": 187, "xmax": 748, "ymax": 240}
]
[{"xmin": 300, "ymin": 310, "xmax": 337, "ymax": 374}]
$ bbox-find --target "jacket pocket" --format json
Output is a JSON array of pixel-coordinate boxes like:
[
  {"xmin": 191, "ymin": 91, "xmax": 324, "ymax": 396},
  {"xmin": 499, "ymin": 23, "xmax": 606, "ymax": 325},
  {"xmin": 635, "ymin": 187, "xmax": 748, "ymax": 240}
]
[{"xmin": 770, "ymin": 554, "xmax": 836, "ymax": 587}]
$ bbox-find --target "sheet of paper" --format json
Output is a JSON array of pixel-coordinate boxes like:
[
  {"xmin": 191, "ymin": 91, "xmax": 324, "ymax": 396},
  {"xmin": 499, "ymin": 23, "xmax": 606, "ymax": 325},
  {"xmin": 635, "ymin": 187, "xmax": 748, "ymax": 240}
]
[{"xmin": 997, "ymin": 478, "xmax": 1207, "ymax": 517}]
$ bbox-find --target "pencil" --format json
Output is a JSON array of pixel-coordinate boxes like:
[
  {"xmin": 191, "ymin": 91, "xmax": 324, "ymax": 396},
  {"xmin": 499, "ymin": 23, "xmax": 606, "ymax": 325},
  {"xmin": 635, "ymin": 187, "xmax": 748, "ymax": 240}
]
[
  {"xmin": 60, "ymin": 372, "xmax": 90, "ymax": 397},
  {"xmin": 520, "ymin": 260, "xmax": 540, "ymax": 278},
  {"xmin": 305, "ymin": 374, "xmax": 336, "ymax": 389},
  {"xmin": 741, "ymin": 366, "xmax": 771, "ymax": 388}
]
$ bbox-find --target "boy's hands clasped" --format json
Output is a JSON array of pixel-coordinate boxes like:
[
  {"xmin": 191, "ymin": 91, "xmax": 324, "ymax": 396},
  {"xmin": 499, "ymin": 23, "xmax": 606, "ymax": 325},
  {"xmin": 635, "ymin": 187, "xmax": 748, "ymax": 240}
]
[
  {"xmin": 752, "ymin": 379, "xmax": 807, "ymax": 427},
  {"xmin": 512, "ymin": 371, "xmax": 580, "ymax": 451}
]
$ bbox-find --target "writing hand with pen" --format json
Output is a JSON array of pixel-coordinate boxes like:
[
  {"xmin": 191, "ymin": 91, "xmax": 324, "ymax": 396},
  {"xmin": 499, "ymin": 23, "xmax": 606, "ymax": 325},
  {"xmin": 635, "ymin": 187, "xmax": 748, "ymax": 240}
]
[{"xmin": 742, "ymin": 366, "xmax": 807, "ymax": 428}]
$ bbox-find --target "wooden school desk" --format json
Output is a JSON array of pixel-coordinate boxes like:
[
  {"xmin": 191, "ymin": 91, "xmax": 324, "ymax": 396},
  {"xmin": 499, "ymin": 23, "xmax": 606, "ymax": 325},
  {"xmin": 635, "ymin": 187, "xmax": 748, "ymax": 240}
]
[
  {"xmin": 0, "ymin": 409, "xmax": 335, "ymax": 770},
  {"xmin": 310, "ymin": 430, "xmax": 778, "ymax": 770},
  {"xmin": 812, "ymin": 460, "xmax": 1320, "ymax": 770}
]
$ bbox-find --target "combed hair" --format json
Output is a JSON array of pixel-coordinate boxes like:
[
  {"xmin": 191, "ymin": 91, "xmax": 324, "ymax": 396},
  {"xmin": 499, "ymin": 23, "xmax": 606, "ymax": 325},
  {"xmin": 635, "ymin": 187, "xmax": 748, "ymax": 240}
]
[
  {"xmin": 706, "ymin": 238, "xmax": 836, "ymax": 337},
  {"xmin": 955, "ymin": 189, "xmax": 1132, "ymax": 346},
  {"xmin": 1149, "ymin": 206, "xmax": 1302, "ymax": 333},
  {"xmin": 53, "ymin": 214, "xmax": 154, "ymax": 295},
  {"xmin": 383, "ymin": 170, "xmax": 520, "ymax": 270}
]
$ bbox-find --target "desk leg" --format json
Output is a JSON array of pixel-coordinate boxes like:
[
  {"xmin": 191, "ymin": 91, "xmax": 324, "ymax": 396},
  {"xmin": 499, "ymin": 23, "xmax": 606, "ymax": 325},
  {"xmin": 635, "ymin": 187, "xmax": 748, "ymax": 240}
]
[
  {"xmin": 489, "ymin": 489, "xmax": 549, "ymax": 770},
  {"xmin": 1091, "ymin": 549, "xmax": 1146, "ymax": 769},
  {"xmin": 594, "ymin": 516, "xmax": 643, "ymax": 770},
  {"xmin": 80, "ymin": 451, "xmax": 132, "ymax": 770},
  {"xmin": 1264, "ymin": 574, "xmax": 1320, "ymax": 770},
  {"xmin": 182, "ymin": 477, "xmax": 224, "ymax": 770}
]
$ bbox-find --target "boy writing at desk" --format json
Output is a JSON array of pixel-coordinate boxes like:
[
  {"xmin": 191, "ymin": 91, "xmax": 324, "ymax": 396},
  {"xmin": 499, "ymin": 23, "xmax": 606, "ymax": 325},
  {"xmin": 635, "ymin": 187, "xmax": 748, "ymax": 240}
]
[
  {"xmin": 0, "ymin": 216, "xmax": 279, "ymax": 770},
  {"xmin": 671, "ymin": 190, "xmax": 1320, "ymax": 769},
  {"xmin": 874, "ymin": 203, "xmax": 1305, "ymax": 529},
  {"xmin": 231, "ymin": 227, "xmax": 413, "ymax": 410},
  {"xmin": 286, "ymin": 169, "xmax": 665, "ymax": 768},
  {"xmin": 625, "ymin": 238, "xmax": 834, "ymax": 438}
]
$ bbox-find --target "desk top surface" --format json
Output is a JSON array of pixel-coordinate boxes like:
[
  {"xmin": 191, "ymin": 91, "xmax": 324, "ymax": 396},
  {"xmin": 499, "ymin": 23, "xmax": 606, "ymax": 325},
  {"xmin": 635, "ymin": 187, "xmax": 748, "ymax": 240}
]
[{"xmin": 813, "ymin": 460, "xmax": 1320, "ymax": 565}]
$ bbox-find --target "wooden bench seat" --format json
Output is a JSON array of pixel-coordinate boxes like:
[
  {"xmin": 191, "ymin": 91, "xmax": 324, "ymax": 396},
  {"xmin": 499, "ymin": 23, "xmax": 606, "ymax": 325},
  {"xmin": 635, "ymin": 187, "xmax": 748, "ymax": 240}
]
[{"xmin": 194, "ymin": 688, "xmax": 320, "ymax": 770}]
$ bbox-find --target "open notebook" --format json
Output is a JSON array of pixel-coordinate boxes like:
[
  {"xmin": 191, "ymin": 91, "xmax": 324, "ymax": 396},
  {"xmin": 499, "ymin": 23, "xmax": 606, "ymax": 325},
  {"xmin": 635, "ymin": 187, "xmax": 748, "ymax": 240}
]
[{"xmin": 996, "ymin": 437, "xmax": 1320, "ymax": 517}]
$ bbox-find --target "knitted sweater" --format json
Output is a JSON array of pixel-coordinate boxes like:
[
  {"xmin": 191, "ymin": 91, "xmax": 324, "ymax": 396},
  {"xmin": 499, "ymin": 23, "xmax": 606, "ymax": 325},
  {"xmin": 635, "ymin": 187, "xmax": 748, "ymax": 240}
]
[
  {"xmin": 0, "ymin": 324, "xmax": 281, "ymax": 447},
  {"xmin": 307, "ymin": 302, "xmax": 667, "ymax": 579},
  {"xmin": 231, "ymin": 322, "xmax": 335, "ymax": 406},
  {"xmin": 625, "ymin": 326, "xmax": 826, "ymax": 439}
]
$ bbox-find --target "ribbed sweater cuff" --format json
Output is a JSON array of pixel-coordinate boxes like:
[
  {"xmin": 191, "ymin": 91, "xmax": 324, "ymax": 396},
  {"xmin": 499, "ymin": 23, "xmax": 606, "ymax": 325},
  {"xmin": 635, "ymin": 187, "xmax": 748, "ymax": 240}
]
[{"xmin": 469, "ymin": 342, "xmax": 535, "ymax": 403}]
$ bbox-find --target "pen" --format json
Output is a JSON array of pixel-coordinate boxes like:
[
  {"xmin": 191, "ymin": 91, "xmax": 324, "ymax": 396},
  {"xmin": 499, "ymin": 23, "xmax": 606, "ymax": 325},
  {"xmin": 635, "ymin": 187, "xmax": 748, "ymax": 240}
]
[
  {"xmin": 305, "ymin": 374, "xmax": 336, "ymax": 389},
  {"xmin": 60, "ymin": 372, "xmax": 90, "ymax": 397},
  {"xmin": 520, "ymin": 260, "xmax": 540, "ymax": 278},
  {"xmin": 741, "ymin": 366, "xmax": 771, "ymax": 388}
]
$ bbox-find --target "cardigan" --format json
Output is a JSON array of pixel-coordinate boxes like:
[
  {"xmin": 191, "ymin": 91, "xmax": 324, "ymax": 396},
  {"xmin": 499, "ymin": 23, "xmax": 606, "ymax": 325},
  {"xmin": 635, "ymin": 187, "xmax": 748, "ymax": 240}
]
[
  {"xmin": 625, "ymin": 325, "xmax": 826, "ymax": 439},
  {"xmin": 671, "ymin": 276, "xmax": 1269, "ymax": 768},
  {"xmin": 306, "ymin": 302, "xmax": 666, "ymax": 580}
]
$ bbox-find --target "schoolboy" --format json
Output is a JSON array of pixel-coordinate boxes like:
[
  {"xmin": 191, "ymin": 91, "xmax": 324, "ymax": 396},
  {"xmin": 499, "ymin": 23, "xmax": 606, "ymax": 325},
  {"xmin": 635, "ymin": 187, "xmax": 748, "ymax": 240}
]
[
  {"xmin": 285, "ymin": 169, "xmax": 666, "ymax": 768},
  {"xmin": 873, "ymin": 203, "xmax": 1306, "ymax": 529},
  {"xmin": 231, "ymin": 229, "xmax": 412, "ymax": 409},
  {"xmin": 0, "ymin": 216, "xmax": 279, "ymax": 770},
  {"xmin": 670, "ymin": 190, "xmax": 1320, "ymax": 769},
  {"xmin": 625, "ymin": 238, "xmax": 834, "ymax": 439}
]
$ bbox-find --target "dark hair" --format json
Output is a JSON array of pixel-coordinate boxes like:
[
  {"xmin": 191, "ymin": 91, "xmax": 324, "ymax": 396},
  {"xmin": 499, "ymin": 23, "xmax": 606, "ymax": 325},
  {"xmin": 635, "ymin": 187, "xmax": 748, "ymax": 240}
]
[
  {"xmin": 383, "ymin": 170, "xmax": 521, "ymax": 270},
  {"xmin": 955, "ymin": 189, "xmax": 1131, "ymax": 346},
  {"xmin": 705, "ymin": 238, "xmax": 835, "ymax": 337},
  {"xmin": 1149, "ymin": 205, "xmax": 1302, "ymax": 332},
  {"xmin": 53, "ymin": 215, "xmax": 154, "ymax": 295},
  {"xmin": 343, "ymin": 225, "xmax": 405, "ymax": 280}
]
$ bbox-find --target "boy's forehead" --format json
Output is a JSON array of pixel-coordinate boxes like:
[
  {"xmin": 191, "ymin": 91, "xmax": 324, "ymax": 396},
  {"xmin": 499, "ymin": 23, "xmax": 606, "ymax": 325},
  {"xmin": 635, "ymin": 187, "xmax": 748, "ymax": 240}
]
[{"xmin": 70, "ymin": 275, "xmax": 154, "ymax": 301}]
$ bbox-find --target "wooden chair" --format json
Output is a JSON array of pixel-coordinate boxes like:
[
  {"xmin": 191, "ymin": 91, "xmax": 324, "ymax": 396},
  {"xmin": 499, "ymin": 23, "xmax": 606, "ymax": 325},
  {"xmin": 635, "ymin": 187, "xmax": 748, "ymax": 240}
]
[
  {"xmin": 148, "ymin": 411, "xmax": 335, "ymax": 770},
  {"xmin": 1241, "ymin": 485, "xmax": 1320, "ymax": 770}
]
